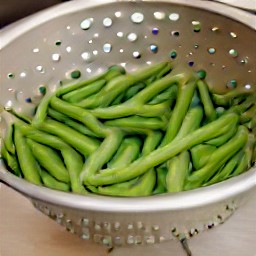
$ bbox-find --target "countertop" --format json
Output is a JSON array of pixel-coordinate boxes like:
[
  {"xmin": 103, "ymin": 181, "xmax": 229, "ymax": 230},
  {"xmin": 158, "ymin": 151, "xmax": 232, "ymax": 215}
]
[{"xmin": 0, "ymin": 183, "xmax": 256, "ymax": 256}]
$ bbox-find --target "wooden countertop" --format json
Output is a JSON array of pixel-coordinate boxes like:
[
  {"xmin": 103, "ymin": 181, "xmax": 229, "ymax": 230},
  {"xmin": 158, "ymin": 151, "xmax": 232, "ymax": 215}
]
[{"xmin": 1, "ymin": 183, "xmax": 256, "ymax": 256}]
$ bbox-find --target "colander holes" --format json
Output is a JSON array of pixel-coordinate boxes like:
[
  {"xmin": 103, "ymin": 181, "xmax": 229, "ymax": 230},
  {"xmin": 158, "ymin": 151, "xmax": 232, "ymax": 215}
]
[
  {"xmin": 33, "ymin": 48, "xmax": 39, "ymax": 53},
  {"xmin": 103, "ymin": 17, "xmax": 112, "ymax": 27},
  {"xmin": 211, "ymin": 27, "xmax": 219, "ymax": 32},
  {"xmin": 39, "ymin": 86, "xmax": 46, "ymax": 95},
  {"xmin": 152, "ymin": 28, "xmax": 159, "ymax": 35},
  {"xmin": 150, "ymin": 44, "xmax": 158, "ymax": 53},
  {"xmin": 81, "ymin": 52, "xmax": 92, "ymax": 61},
  {"xmin": 226, "ymin": 80, "xmax": 237, "ymax": 89},
  {"xmin": 71, "ymin": 70, "xmax": 81, "ymax": 79},
  {"xmin": 169, "ymin": 13, "xmax": 179, "ymax": 21},
  {"xmin": 119, "ymin": 49, "xmax": 124, "ymax": 53},
  {"xmin": 66, "ymin": 46, "xmax": 72, "ymax": 53},
  {"xmin": 230, "ymin": 32, "xmax": 237, "ymax": 38},
  {"xmin": 133, "ymin": 51, "xmax": 141, "ymax": 58},
  {"xmin": 192, "ymin": 21, "xmax": 201, "ymax": 32},
  {"xmin": 169, "ymin": 51, "xmax": 177, "ymax": 59},
  {"xmin": 36, "ymin": 66, "xmax": 45, "ymax": 73},
  {"xmin": 88, "ymin": 40, "xmax": 93, "ymax": 44},
  {"xmin": 103, "ymin": 43, "xmax": 112, "ymax": 53},
  {"xmin": 146, "ymin": 61, "xmax": 152, "ymax": 65},
  {"xmin": 80, "ymin": 18, "xmax": 93, "ymax": 30},
  {"xmin": 25, "ymin": 97, "xmax": 32, "ymax": 103},
  {"xmin": 66, "ymin": 26, "xmax": 71, "ymax": 30},
  {"xmin": 52, "ymin": 53, "xmax": 61, "ymax": 62},
  {"xmin": 131, "ymin": 12, "xmax": 144, "ymax": 23},
  {"xmin": 154, "ymin": 11, "xmax": 165, "ymax": 20},
  {"xmin": 86, "ymin": 68, "xmax": 92, "ymax": 73},
  {"xmin": 117, "ymin": 32, "xmax": 124, "ymax": 37},
  {"xmin": 229, "ymin": 49, "xmax": 238, "ymax": 57},
  {"xmin": 208, "ymin": 48, "xmax": 216, "ymax": 54},
  {"xmin": 245, "ymin": 84, "xmax": 251, "ymax": 90},
  {"xmin": 115, "ymin": 11, "xmax": 122, "ymax": 18},
  {"xmin": 194, "ymin": 44, "xmax": 199, "ymax": 49},
  {"xmin": 188, "ymin": 61, "xmax": 194, "ymax": 67},
  {"xmin": 94, "ymin": 33, "xmax": 99, "ymax": 38},
  {"xmin": 93, "ymin": 50, "xmax": 98, "ymax": 55},
  {"xmin": 7, "ymin": 73, "xmax": 14, "ymax": 79},
  {"xmin": 127, "ymin": 33, "xmax": 138, "ymax": 42},
  {"xmin": 171, "ymin": 31, "xmax": 180, "ymax": 37},
  {"xmin": 20, "ymin": 72, "xmax": 26, "ymax": 78},
  {"xmin": 222, "ymin": 65, "xmax": 226, "ymax": 69},
  {"xmin": 241, "ymin": 58, "xmax": 248, "ymax": 64},
  {"xmin": 55, "ymin": 40, "xmax": 62, "ymax": 46}
]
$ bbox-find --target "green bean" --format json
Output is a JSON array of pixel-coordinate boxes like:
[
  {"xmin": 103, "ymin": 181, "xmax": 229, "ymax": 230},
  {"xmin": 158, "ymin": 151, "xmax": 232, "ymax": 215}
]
[
  {"xmin": 185, "ymin": 125, "xmax": 248, "ymax": 190},
  {"xmin": 90, "ymin": 100, "xmax": 171, "ymax": 119},
  {"xmin": 153, "ymin": 167, "xmax": 167, "ymax": 194},
  {"xmin": 156, "ymin": 62, "xmax": 173, "ymax": 79},
  {"xmin": 174, "ymin": 105, "xmax": 204, "ymax": 141},
  {"xmin": 87, "ymin": 113, "xmax": 239, "ymax": 186},
  {"xmin": 80, "ymin": 129, "xmax": 124, "ymax": 182},
  {"xmin": 14, "ymin": 125, "xmax": 42, "ymax": 185},
  {"xmin": 205, "ymin": 150, "xmax": 244, "ymax": 186},
  {"xmin": 107, "ymin": 137, "xmax": 142, "ymax": 168},
  {"xmin": 190, "ymin": 144, "xmax": 217, "ymax": 169},
  {"xmin": 36, "ymin": 119, "xmax": 100, "ymax": 156},
  {"xmin": 148, "ymin": 84, "xmax": 178, "ymax": 105},
  {"xmin": 50, "ymin": 96, "xmax": 109, "ymax": 137},
  {"xmin": 141, "ymin": 131, "xmax": 163, "ymax": 156},
  {"xmin": 62, "ymin": 80, "xmax": 106, "ymax": 103},
  {"xmin": 240, "ymin": 104, "xmax": 256, "ymax": 124},
  {"xmin": 161, "ymin": 78, "xmax": 198, "ymax": 146},
  {"xmin": 212, "ymin": 89, "xmax": 255, "ymax": 107},
  {"xmin": 26, "ymin": 138, "xmax": 70, "ymax": 183},
  {"xmin": 205, "ymin": 121, "xmax": 237, "ymax": 146},
  {"xmin": 40, "ymin": 169, "xmax": 70, "ymax": 192},
  {"xmin": 32, "ymin": 92, "xmax": 52, "ymax": 126},
  {"xmin": 76, "ymin": 62, "xmax": 168, "ymax": 108},
  {"xmin": 1, "ymin": 144, "xmax": 21, "ymax": 177},
  {"xmin": 166, "ymin": 151, "xmax": 190, "ymax": 193},
  {"xmin": 3, "ymin": 123, "xmax": 15, "ymax": 154},
  {"xmin": 243, "ymin": 116, "xmax": 256, "ymax": 130},
  {"xmin": 230, "ymin": 133, "xmax": 254, "ymax": 177},
  {"xmin": 105, "ymin": 116, "xmax": 167, "ymax": 130},
  {"xmin": 56, "ymin": 66, "xmax": 124, "ymax": 96},
  {"xmin": 197, "ymin": 80, "xmax": 217, "ymax": 122},
  {"xmin": 123, "ymin": 82, "xmax": 145, "ymax": 101},
  {"xmin": 97, "ymin": 168, "xmax": 156, "ymax": 196},
  {"xmin": 110, "ymin": 90, "xmax": 125, "ymax": 106},
  {"xmin": 47, "ymin": 108, "xmax": 98, "ymax": 137}
]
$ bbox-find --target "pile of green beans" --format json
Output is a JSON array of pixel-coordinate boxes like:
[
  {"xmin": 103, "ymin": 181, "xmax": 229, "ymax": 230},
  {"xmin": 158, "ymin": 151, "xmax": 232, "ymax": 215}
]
[{"xmin": 1, "ymin": 62, "xmax": 255, "ymax": 196}]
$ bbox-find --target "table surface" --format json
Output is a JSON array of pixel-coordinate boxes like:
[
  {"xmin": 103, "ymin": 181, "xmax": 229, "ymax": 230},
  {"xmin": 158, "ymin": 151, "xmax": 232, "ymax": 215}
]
[{"xmin": 0, "ymin": 183, "xmax": 256, "ymax": 256}]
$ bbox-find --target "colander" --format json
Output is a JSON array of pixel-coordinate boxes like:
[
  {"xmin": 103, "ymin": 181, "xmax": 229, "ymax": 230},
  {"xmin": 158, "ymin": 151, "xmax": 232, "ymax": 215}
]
[{"xmin": 0, "ymin": 0, "xmax": 255, "ymax": 250}]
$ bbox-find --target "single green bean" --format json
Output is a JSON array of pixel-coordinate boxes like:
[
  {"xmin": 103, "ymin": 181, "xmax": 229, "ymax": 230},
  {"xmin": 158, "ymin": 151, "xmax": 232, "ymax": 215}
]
[
  {"xmin": 97, "ymin": 168, "xmax": 156, "ymax": 197},
  {"xmin": 197, "ymin": 80, "xmax": 217, "ymax": 122},
  {"xmin": 3, "ymin": 123, "xmax": 15, "ymax": 154},
  {"xmin": 14, "ymin": 125, "xmax": 42, "ymax": 185},
  {"xmin": 205, "ymin": 149, "xmax": 244, "ymax": 186},
  {"xmin": 87, "ymin": 113, "xmax": 239, "ymax": 186},
  {"xmin": 185, "ymin": 125, "xmax": 248, "ymax": 190},
  {"xmin": 156, "ymin": 62, "xmax": 173, "ymax": 79},
  {"xmin": 240, "ymin": 104, "xmax": 256, "ymax": 124},
  {"xmin": 161, "ymin": 78, "xmax": 198, "ymax": 146},
  {"xmin": 166, "ymin": 150, "xmax": 190, "ymax": 193},
  {"xmin": 141, "ymin": 131, "xmax": 163, "ymax": 156},
  {"xmin": 212, "ymin": 89, "xmax": 255, "ymax": 107},
  {"xmin": 26, "ymin": 138, "xmax": 70, "ymax": 183},
  {"xmin": 40, "ymin": 169, "xmax": 70, "ymax": 192},
  {"xmin": 174, "ymin": 105, "xmax": 204, "ymax": 141},
  {"xmin": 190, "ymin": 144, "xmax": 217, "ymax": 169},
  {"xmin": 153, "ymin": 167, "xmax": 167, "ymax": 194},
  {"xmin": 105, "ymin": 116, "xmax": 167, "ymax": 130},
  {"xmin": 47, "ymin": 108, "xmax": 98, "ymax": 137},
  {"xmin": 1, "ymin": 144, "xmax": 21, "ymax": 177},
  {"xmin": 110, "ymin": 90, "xmax": 125, "ymax": 106},
  {"xmin": 123, "ymin": 82, "xmax": 145, "ymax": 101},
  {"xmin": 80, "ymin": 129, "xmax": 124, "ymax": 182},
  {"xmin": 56, "ymin": 66, "xmax": 124, "ymax": 96},
  {"xmin": 107, "ymin": 137, "xmax": 142, "ymax": 168},
  {"xmin": 62, "ymin": 80, "xmax": 106, "ymax": 103},
  {"xmin": 36, "ymin": 119, "xmax": 100, "ymax": 156},
  {"xmin": 50, "ymin": 96, "xmax": 109, "ymax": 137},
  {"xmin": 148, "ymin": 84, "xmax": 178, "ymax": 105}
]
